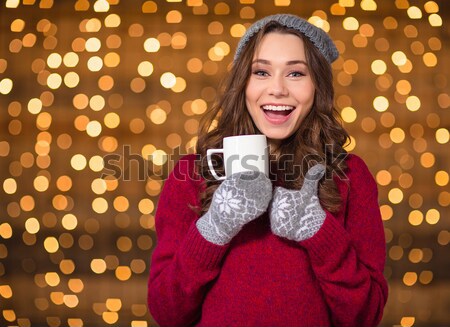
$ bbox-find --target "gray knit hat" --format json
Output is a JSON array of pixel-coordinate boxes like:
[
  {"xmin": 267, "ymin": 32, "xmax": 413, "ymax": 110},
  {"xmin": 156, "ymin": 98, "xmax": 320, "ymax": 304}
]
[{"xmin": 234, "ymin": 14, "xmax": 339, "ymax": 64}]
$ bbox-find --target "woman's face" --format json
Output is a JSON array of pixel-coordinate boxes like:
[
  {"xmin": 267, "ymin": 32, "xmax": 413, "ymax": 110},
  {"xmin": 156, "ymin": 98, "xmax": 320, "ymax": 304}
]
[{"xmin": 245, "ymin": 32, "xmax": 315, "ymax": 146}]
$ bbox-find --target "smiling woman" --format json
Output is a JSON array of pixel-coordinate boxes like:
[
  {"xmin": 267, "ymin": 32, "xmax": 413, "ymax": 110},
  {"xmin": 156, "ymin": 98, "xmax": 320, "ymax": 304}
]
[{"xmin": 148, "ymin": 14, "xmax": 388, "ymax": 327}]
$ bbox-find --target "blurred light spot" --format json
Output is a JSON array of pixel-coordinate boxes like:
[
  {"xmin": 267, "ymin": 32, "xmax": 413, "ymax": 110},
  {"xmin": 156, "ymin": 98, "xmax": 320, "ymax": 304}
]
[
  {"xmin": 171, "ymin": 32, "xmax": 187, "ymax": 49},
  {"xmin": 34, "ymin": 175, "xmax": 49, "ymax": 192},
  {"xmin": 208, "ymin": 21, "xmax": 223, "ymax": 35},
  {"xmin": 105, "ymin": 14, "xmax": 120, "ymax": 28},
  {"xmin": 343, "ymin": 17, "xmax": 359, "ymax": 30},
  {"xmin": 71, "ymin": 154, "xmax": 87, "ymax": 171},
  {"xmin": 423, "ymin": 52, "xmax": 437, "ymax": 67},
  {"xmin": 166, "ymin": 133, "xmax": 182, "ymax": 149},
  {"xmin": 103, "ymin": 312, "xmax": 118, "ymax": 324},
  {"xmin": 420, "ymin": 152, "xmax": 435, "ymax": 168},
  {"xmin": 106, "ymin": 34, "xmax": 122, "ymax": 49},
  {"xmin": 86, "ymin": 37, "xmax": 101, "ymax": 52},
  {"xmin": 0, "ymin": 78, "xmax": 13, "ymax": 94},
  {"xmin": 380, "ymin": 205, "xmax": 393, "ymax": 221},
  {"xmin": 150, "ymin": 150, "xmax": 167, "ymax": 166},
  {"xmin": 419, "ymin": 271, "xmax": 433, "ymax": 285},
  {"xmin": 144, "ymin": 38, "xmax": 160, "ymax": 52},
  {"xmin": 403, "ymin": 272, "xmax": 418, "ymax": 286},
  {"xmin": 90, "ymin": 95, "xmax": 105, "ymax": 111},
  {"xmin": 138, "ymin": 199, "xmax": 154, "ymax": 215},
  {"xmin": 390, "ymin": 127, "xmax": 405, "ymax": 143},
  {"xmin": 62, "ymin": 213, "xmax": 78, "ymax": 230},
  {"xmin": 406, "ymin": 95, "xmax": 421, "ymax": 111},
  {"xmin": 106, "ymin": 298, "xmax": 122, "ymax": 312},
  {"xmin": 85, "ymin": 18, "xmax": 101, "ymax": 32},
  {"xmin": 64, "ymin": 72, "xmax": 80, "ymax": 88},
  {"xmin": 104, "ymin": 112, "xmax": 120, "ymax": 129},
  {"xmin": 191, "ymin": 99, "xmax": 207, "ymax": 115},
  {"xmin": 3, "ymin": 178, "xmax": 17, "ymax": 194},
  {"xmin": 25, "ymin": 217, "xmax": 40, "ymax": 234},
  {"xmin": 360, "ymin": 0, "xmax": 376, "ymax": 10},
  {"xmin": 171, "ymin": 77, "xmax": 186, "ymax": 93},
  {"xmin": 388, "ymin": 188, "xmax": 403, "ymax": 204},
  {"xmin": 389, "ymin": 245, "xmax": 403, "ymax": 260},
  {"xmin": 86, "ymin": 120, "xmax": 102, "ymax": 137},
  {"xmin": 435, "ymin": 171, "xmax": 449, "ymax": 186},
  {"xmin": 160, "ymin": 72, "xmax": 176, "ymax": 88},
  {"xmin": 376, "ymin": 170, "xmax": 392, "ymax": 186},
  {"xmin": 399, "ymin": 173, "xmax": 413, "ymax": 188},
  {"xmin": 341, "ymin": 106, "xmax": 357, "ymax": 123},
  {"xmin": 149, "ymin": 108, "xmax": 167, "ymax": 125},
  {"xmin": 373, "ymin": 96, "xmax": 389, "ymax": 112},
  {"xmin": 92, "ymin": 197, "xmax": 108, "ymax": 214},
  {"xmin": 425, "ymin": 209, "xmax": 440, "ymax": 225},
  {"xmin": 98, "ymin": 75, "xmax": 114, "ymax": 91},
  {"xmin": 138, "ymin": 61, "xmax": 154, "ymax": 77},
  {"xmin": 20, "ymin": 195, "xmax": 35, "ymax": 211},
  {"xmin": 47, "ymin": 53, "xmax": 62, "ymax": 68},
  {"xmin": 60, "ymin": 259, "xmax": 75, "ymax": 274},
  {"xmin": 91, "ymin": 259, "xmax": 107, "ymax": 274},
  {"xmin": 407, "ymin": 6, "xmax": 422, "ymax": 19},
  {"xmin": 0, "ymin": 285, "xmax": 13, "ymax": 299},
  {"xmin": 44, "ymin": 237, "xmax": 59, "ymax": 254},
  {"xmin": 437, "ymin": 230, "xmax": 449, "ymax": 245},
  {"xmin": 115, "ymin": 266, "xmax": 132, "ymax": 281},
  {"xmin": 409, "ymin": 210, "xmax": 423, "ymax": 226},
  {"xmin": 68, "ymin": 279, "xmax": 84, "ymax": 293},
  {"xmin": 142, "ymin": 1, "xmax": 157, "ymax": 13},
  {"xmin": 166, "ymin": 10, "xmax": 182, "ymax": 23},
  {"xmin": 429, "ymin": 14, "xmax": 442, "ymax": 27},
  {"xmin": 87, "ymin": 56, "xmax": 103, "ymax": 71},
  {"xmin": 113, "ymin": 196, "xmax": 129, "ymax": 212},
  {"xmin": 435, "ymin": 128, "xmax": 449, "ymax": 144},
  {"xmin": 94, "ymin": 0, "xmax": 110, "ymax": 12},
  {"xmin": 0, "ymin": 223, "xmax": 13, "ymax": 239},
  {"xmin": 392, "ymin": 51, "xmax": 407, "ymax": 66},
  {"xmin": 104, "ymin": 52, "xmax": 120, "ymax": 67},
  {"xmin": 230, "ymin": 24, "xmax": 246, "ymax": 37},
  {"xmin": 11, "ymin": 18, "xmax": 25, "ymax": 31}
]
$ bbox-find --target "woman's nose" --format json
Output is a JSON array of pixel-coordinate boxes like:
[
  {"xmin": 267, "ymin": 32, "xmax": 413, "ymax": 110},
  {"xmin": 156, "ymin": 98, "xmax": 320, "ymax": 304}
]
[{"xmin": 268, "ymin": 76, "xmax": 288, "ymax": 96}]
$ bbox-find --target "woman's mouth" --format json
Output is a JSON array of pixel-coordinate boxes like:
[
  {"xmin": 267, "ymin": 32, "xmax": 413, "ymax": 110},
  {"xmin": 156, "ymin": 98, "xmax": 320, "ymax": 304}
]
[{"xmin": 261, "ymin": 105, "xmax": 295, "ymax": 123}]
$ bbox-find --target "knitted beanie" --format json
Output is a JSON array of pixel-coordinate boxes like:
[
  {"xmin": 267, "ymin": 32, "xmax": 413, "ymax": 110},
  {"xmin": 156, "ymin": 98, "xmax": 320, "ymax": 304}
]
[{"xmin": 234, "ymin": 14, "xmax": 339, "ymax": 64}]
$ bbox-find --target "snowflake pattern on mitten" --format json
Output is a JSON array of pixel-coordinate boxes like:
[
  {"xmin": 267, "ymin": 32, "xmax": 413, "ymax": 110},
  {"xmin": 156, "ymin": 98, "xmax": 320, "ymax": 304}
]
[
  {"xmin": 270, "ymin": 164, "xmax": 326, "ymax": 242},
  {"xmin": 197, "ymin": 171, "xmax": 272, "ymax": 245}
]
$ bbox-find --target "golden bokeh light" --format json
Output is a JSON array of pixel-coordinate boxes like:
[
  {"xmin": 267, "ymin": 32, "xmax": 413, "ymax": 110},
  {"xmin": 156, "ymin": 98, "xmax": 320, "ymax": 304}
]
[{"xmin": 0, "ymin": 2, "xmax": 448, "ymax": 327}]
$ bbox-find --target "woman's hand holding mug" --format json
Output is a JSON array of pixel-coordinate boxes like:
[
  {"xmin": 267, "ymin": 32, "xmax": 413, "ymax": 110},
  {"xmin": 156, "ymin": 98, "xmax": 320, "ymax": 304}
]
[{"xmin": 196, "ymin": 135, "xmax": 272, "ymax": 245}]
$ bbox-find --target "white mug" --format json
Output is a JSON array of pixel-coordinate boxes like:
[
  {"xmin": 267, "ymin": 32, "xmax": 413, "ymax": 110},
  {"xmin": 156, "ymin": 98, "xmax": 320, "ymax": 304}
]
[{"xmin": 206, "ymin": 134, "xmax": 269, "ymax": 180}]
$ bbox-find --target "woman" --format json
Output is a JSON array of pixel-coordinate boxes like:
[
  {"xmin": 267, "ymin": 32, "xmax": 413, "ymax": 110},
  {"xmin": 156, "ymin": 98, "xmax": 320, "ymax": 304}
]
[{"xmin": 147, "ymin": 14, "xmax": 388, "ymax": 327}]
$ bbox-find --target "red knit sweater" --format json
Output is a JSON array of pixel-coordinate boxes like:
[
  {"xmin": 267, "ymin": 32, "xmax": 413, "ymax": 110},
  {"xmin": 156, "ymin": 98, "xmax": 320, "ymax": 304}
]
[{"xmin": 147, "ymin": 154, "xmax": 388, "ymax": 327}]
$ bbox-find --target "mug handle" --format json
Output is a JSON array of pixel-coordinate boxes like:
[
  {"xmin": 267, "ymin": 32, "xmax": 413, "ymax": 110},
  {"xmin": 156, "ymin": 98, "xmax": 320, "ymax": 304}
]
[{"xmin": 206, "ymin": 149, "xmax": 226, "ymax": 180}]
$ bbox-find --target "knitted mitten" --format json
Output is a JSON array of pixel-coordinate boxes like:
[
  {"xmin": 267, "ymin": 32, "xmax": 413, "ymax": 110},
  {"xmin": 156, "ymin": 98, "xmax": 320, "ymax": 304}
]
[
  {"xmin": 270, "ymin": 164, "xmax": 326, "ymax": 242},
  {"xmin": 196, "ymin": 171, "xmax": 272, "ymax": 245}
]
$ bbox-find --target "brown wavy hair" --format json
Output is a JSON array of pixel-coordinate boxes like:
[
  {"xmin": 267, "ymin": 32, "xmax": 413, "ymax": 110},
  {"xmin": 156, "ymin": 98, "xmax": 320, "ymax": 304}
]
[{"xmin": 195, "ymin": 22, "xmax": 349, "ymax": 215}]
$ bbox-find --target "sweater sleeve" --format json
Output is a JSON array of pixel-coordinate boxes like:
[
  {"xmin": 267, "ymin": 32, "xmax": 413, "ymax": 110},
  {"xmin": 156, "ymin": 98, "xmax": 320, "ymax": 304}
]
[
  {"xmin": 301, "ymin": 155, "xmax": 388, "ymax": 327},
  {"xmin": 147, "ymin": 155, "xmax": 229, "ymax": 326}
]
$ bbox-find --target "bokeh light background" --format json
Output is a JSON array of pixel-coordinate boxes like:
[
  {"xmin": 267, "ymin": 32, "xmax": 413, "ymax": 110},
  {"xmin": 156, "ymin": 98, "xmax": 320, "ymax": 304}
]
[{"xmin": 0, "ymin": 0, "xmax": 449, "ymax": 326}]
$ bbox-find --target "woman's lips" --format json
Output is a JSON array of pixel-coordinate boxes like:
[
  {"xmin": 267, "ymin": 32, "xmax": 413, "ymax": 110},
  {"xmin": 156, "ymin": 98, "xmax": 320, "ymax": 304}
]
[{"xmin": 261, "ymin": 105, "xmax": 295, "ymax": 124}]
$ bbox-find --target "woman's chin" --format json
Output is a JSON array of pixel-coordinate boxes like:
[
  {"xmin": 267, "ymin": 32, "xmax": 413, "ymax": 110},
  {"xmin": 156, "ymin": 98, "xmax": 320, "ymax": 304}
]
[{"xmin": 264, "ymin": 133, "xmax": 292, "ymax": 144}]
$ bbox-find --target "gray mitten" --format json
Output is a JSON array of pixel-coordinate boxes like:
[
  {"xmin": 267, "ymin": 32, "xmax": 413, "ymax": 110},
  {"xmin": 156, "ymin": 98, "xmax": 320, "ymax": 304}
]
[
  {"xmin": 270, "ymin": 164, "xmax": 326, "ymax": 242},
  {"xmin": 196, "ymin": 171, "xmax": 272, "ymax": 245}
]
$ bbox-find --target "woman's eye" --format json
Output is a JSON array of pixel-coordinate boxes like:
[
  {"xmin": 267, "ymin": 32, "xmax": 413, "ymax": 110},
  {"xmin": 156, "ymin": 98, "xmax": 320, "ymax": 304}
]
[
  {"xmin": 289, "ymin": 71, "xmax": 305, "ymax": 77},
  {"xmin": 253, "ymin": 70, "xmax": 269, "ymax": 77}
]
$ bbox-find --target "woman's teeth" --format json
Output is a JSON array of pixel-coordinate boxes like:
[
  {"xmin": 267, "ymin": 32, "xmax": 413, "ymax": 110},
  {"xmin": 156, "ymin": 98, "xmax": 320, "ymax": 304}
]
[{"xmin": 262, "ymin": 105, "xmax": 295, "ymax": 111}]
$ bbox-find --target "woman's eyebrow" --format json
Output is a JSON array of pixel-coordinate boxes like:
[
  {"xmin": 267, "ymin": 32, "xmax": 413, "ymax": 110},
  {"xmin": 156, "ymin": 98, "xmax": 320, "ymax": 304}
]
[{"xmin": 252, "ymin": 59, "xmax": 308, "ymax": 65}]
